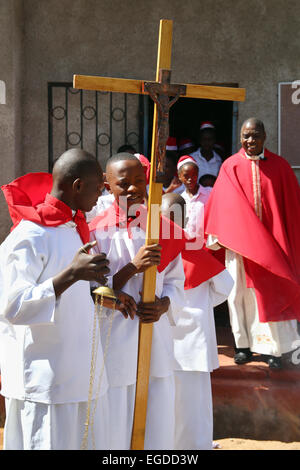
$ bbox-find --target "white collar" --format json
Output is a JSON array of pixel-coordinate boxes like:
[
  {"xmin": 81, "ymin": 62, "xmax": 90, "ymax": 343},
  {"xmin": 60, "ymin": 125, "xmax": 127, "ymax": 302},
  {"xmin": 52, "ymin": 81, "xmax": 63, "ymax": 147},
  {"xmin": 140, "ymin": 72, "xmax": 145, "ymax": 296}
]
[
  {"xmin": 245, "ymin": 150, "xmax": 265, "ymax": 161},
  {"xmin": 184, "ymin": 184, "xmax": 208, "ymax": 200}
]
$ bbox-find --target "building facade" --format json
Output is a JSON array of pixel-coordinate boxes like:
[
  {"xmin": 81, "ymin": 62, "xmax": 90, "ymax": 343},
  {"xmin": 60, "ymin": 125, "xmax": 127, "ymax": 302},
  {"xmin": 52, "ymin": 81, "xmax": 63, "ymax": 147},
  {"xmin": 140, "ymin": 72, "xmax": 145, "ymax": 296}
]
[{"xmin": 1, "ymin": 0, "xmax": 300, "ymax": 241}]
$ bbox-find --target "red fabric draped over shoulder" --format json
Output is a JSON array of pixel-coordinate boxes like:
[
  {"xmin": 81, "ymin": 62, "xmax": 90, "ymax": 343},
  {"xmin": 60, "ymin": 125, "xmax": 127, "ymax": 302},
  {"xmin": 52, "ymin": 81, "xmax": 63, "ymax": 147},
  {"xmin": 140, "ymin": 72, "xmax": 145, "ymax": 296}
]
[{"xmin": 204, "ymin": 148, "xmax": 300, "ymax": 322}]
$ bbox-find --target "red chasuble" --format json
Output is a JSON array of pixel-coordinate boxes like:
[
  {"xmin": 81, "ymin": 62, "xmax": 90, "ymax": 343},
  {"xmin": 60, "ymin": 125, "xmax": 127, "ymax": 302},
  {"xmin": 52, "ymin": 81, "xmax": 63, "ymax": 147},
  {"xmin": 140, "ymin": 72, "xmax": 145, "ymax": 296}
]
[
  {"xmin": 1, "ymin": 172, "xmax": 90, "ymax": 244},
  {"xmin": 89, "ymin": 201, "xmax": 225, "ymax": 289},
  {"xmin": 204, "ymin": 148, "xmax": 300, "ymax": 322}
]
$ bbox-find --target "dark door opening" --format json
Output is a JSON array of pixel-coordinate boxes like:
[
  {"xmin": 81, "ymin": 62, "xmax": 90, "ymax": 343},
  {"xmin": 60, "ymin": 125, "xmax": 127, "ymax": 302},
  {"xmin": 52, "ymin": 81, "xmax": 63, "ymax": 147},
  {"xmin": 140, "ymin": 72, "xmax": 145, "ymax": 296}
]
[{"xmin": 146, "ymin": 92, "xmax": 236, "ymax": 162}]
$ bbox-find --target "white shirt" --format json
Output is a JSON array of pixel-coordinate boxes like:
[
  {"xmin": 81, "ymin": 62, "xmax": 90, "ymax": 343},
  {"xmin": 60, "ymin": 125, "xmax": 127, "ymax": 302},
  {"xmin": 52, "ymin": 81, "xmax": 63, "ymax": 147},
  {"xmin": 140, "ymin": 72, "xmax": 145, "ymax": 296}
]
[
  {"xmin": 86, "ymin": 192, "xmax": 115, "ymax": 223},
  {"xmin": 190, "ymin": 148, "xmax": 222, "ymax": 178},
  {"xmin": 90, "ymin": 225, "xmax": 185, "ymax": 387},
  {"xmin": 181, "ymin": 184, "xmax": 212, "ymax": 239},
  {"xmin": 0, "ymin": 220, "xmax": 108, "ymax": 404}
]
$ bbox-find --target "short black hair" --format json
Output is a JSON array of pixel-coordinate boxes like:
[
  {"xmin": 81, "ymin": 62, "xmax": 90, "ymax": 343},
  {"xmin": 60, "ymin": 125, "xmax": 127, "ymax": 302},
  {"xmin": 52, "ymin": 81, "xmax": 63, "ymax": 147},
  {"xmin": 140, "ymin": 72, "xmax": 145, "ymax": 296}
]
[
  {"xmin": 241, "ymin": 117, "xmax": 265, "ymax": 134},
  {"xmin": 52, "ymin": 148, "xmax": 102, "ymax": 183},
  {"xmin": 106, "ymin": 152, "xmax": 142, "ymax": 171}
]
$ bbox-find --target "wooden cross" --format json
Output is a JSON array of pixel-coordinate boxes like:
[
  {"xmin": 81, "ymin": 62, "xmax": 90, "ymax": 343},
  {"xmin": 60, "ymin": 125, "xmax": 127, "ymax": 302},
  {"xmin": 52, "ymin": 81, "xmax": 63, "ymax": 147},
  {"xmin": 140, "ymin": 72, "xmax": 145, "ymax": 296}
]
[{"xmin": 73, "ymin": 19, "xmax": 246, "ymax": 450}]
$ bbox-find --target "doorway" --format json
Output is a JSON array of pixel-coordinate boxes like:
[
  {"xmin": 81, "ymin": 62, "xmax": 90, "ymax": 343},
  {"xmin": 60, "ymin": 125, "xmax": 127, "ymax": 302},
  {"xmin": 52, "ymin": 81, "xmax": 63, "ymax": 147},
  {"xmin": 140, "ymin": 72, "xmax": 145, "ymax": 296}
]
[{"xmin": 145, "ymin": 88, "xmax": 237, "ymax": 162}]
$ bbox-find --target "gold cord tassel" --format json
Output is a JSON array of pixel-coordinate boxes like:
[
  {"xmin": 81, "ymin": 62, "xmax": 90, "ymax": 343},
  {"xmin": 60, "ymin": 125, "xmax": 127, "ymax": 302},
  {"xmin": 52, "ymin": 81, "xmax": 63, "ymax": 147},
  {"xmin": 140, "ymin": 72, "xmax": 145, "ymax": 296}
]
[{"xmin": 81, "ymin": 287, "xmax": 116, "ymax": 450}]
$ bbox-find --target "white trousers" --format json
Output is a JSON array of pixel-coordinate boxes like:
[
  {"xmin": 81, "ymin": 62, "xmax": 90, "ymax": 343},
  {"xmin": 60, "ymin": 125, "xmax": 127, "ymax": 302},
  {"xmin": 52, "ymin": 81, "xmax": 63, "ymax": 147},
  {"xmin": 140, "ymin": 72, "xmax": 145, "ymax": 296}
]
[
  {"xmin": 174, "ymin": 370, "xmax": 213, "ymax": 450},
  {"xmin": 108, "ymin": 375, "xmax": 175, "ymax": 450},
  {"xmin": 226, "ymin": 250, "xmax": 300, "ymax": 356},
  {"xmin": 3, "ymin": 395, "xmax": 109, "ymax": 450}
]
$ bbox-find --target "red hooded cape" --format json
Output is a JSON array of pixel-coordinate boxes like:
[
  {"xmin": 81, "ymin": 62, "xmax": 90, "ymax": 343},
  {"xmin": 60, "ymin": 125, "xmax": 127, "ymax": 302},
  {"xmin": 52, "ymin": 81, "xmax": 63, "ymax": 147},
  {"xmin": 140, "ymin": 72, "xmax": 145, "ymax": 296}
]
[
  {"xmin": 1, "ymin": 172, "xmax": 90, "ymax": 244},
  {"xmin": 89, "ymin": 201, "xmax": 224, "ymax": 289},
  {"xmin": 204, "ymin": 148, "xmax": 300, "ymax": 322}
]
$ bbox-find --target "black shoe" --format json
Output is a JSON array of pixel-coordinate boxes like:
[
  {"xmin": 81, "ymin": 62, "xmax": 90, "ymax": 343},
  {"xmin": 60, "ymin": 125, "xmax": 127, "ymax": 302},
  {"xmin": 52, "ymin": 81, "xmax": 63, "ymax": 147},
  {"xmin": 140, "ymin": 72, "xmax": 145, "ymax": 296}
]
[
  {"xmin": 267, "ymin": 356, "xmax": 282, "ymax": 369},
  {"xmin": 234, "ymin": 348, "xmax": 253, "ymax": 364}
]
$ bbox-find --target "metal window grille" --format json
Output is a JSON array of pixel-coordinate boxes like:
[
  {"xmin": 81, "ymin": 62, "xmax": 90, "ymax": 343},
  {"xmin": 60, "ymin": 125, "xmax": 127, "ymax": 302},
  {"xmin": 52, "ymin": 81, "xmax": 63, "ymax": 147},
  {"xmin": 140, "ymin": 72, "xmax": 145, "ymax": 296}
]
[{"xmin": 48, "ymin": 82, "xmax": 147, "ymax": 171}]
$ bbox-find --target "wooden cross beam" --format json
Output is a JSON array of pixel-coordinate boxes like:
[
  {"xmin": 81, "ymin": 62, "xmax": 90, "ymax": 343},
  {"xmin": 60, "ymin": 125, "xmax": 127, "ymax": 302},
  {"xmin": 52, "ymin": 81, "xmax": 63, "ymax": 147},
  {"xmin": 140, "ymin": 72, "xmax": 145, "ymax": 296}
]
[{"xmin": 73, "ymin": 19, "xmax": 246, "ymax": 450}]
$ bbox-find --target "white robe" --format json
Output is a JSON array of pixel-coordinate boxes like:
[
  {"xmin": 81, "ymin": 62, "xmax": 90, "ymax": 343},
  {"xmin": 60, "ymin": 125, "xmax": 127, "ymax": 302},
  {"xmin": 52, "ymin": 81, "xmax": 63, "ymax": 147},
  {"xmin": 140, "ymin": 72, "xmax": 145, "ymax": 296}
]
[
  {"xmin": 0, "ymin": 220, "xmax": 109, "ymax": 449},
  {"xmin": 207, "ymin": 235, "xmax": 300, "ymax": 357},
  {"xmin": 91, "ymin": 225, "xmax": 185, "ymax": 449},
  {"xmin": 173, "ymin": 269, "xmax": 234, "ymax": 450}
]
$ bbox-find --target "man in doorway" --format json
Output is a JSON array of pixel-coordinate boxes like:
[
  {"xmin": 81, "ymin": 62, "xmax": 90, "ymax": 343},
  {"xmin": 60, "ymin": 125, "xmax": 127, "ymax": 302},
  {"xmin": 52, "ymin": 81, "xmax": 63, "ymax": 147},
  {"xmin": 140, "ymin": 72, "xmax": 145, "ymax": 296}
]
[
  {"xmin": 204, "ymin": 118, "xmax": 300, "ymax": 369},
  {"xmin": 190, "ymin": 122, "xmax": 223, "ymax": 179}
]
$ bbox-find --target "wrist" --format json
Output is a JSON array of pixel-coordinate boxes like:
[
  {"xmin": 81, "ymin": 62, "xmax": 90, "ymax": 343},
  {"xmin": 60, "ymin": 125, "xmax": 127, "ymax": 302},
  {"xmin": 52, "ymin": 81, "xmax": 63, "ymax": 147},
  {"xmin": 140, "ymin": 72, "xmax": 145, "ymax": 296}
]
[
  {"xmin": 161, "ymin": 296, "xmax": 170, "ymax": 312},
  {"xmin": 127, "ymin": 261, "xmax": 139, "ymax": 275},
  {"xmin": 113, "ymin": 262, "xmax": 138, "ymax": 290},
  {"xmin": 67, "ymin": 264, "xmax": 80, "ymax": 283},
  {"xmin": 52, "ymin": 265, "xmax": 78, "ymax": 298}
]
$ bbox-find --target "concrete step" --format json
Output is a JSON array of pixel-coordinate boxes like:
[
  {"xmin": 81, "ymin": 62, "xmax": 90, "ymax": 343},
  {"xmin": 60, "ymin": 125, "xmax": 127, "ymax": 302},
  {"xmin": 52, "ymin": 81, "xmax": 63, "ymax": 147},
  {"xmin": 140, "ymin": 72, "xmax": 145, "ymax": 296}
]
[{"xmin": 212, "ymin": 327, "xmax": 300, "ymax": 442}]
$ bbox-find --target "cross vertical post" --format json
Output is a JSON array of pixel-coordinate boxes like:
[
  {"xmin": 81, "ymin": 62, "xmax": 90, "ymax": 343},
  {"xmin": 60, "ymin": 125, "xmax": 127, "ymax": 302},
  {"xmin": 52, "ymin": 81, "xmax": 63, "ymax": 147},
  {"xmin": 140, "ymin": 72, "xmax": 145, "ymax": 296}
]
[{"xmin": 130, "ymin": 19, "xmax": 173, "ymax": 450}]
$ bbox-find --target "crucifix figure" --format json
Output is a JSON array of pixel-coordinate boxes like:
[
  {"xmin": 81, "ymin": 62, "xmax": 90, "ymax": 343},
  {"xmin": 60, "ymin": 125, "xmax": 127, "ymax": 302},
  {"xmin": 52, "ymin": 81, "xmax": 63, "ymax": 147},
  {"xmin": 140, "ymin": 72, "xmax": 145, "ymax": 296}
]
[
  {"xmin": 143, "ymin": 69, "xmax": 186, "ymax": 181},
  {"xmin": 73, "ymin": 18, "xmax": 246, "ymax": 450}
]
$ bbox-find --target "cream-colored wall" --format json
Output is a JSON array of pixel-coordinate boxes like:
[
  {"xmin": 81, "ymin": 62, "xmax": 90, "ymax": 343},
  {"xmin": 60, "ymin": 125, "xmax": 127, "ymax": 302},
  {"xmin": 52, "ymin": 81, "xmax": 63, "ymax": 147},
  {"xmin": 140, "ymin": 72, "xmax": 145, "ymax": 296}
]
[
  {"xmin": 1, "ymin": 0, "xmax": 300, "ymax": 241},
  {"xmin": 0, "ymin": 0, "xmax": 24, "ymax": 240}
]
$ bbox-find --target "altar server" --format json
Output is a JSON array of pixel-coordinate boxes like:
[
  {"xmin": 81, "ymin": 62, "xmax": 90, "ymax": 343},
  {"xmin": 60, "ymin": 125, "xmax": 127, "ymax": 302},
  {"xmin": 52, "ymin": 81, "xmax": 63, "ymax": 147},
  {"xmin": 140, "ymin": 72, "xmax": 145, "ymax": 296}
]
[
  {"xmin": 0, "ymin": 149, "xmax": 133, "ymax": 450},
  {"xmin": 161, "ymin": 192, "xmax": 233, "ymax": 449},
  {"xmin": 89, "ymin": 152, "xmax": 186, "ymax": 450}
]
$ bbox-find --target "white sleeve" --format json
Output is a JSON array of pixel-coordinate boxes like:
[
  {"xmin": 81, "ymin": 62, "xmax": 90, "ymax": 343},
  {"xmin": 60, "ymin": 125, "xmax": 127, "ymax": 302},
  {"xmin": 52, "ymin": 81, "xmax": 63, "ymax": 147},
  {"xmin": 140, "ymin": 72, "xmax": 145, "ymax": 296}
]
[
  {"xmin": 0, "ymin": 235, "xmax": 57, "ymax": 326},
  {"xmin": 209, "ymin": 269, "xmax": 234, "ymax": 307},
  {"xmin": 89, "ymin": 230, "xmax": 113, "ymax": 291},
  {"xmin": 206, "ymin": 234, "xmax": 222, "ymax": 251},
  {"xmin": 161, "ymin": 253, "xmax": 185, "ymax": 326}
]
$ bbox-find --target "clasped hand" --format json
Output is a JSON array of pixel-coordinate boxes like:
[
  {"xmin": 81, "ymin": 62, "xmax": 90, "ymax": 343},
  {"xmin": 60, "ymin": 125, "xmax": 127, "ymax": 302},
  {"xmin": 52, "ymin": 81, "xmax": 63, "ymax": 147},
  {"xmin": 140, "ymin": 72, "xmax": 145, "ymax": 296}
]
[
  {"xmin": 131, "ymin": 243, "xmax": 162, "ymax": 273},
  {"xmin": 136, "ymin": 295, "xmax": 170, "ymax": 323},
  {"xmin": 100, "ymin": 290, "xmax": 137, "ymax": 320}
]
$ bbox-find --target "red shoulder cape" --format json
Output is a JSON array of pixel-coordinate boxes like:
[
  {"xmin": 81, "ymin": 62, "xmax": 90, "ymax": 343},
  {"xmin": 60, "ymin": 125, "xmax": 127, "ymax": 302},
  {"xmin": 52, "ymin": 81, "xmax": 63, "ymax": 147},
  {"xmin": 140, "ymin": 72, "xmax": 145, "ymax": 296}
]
[
  {"xmin": 89, "ymin": 202, "xmax": 225, "ymax": 289},
  {"xmin": 204, "ymin": 148, "xmax": 300, "ymax": 322},
  {"xmin": 1, "ymin": 172, "xmax": 89, "ymax": 244}
]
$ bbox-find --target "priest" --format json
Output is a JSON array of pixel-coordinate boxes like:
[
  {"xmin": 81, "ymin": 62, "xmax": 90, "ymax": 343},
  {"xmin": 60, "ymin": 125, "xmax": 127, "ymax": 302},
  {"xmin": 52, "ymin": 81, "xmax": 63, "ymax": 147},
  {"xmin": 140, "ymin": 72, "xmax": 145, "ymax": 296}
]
[{"xmin": 205, "ymin": 118, "xmax": 300, "ymax": 369}]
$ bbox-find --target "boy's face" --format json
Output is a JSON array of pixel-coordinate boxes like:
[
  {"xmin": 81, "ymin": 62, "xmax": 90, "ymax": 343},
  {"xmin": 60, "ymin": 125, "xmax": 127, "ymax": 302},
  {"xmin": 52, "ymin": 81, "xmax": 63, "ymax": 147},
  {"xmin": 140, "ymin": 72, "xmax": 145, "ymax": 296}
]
[
  {"xmin": 106, "ymin": 159, "xmax": 146, "ymax": 211},
  {"xmin": 73, "ymin": 172, "xmax": 104, "ymax": 213},
  {"xmin": 178, "ymin": 163, "xmax": 199, "ymax": 192}
]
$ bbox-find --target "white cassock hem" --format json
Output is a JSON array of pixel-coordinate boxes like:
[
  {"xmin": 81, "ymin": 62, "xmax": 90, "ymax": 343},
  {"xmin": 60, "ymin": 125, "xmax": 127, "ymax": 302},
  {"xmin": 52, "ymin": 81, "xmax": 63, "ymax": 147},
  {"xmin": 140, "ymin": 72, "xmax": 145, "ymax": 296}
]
[
  {"xmin": 174, "ymin": 370, "xmax": 213, "ymax": 450},
  {"xmin": 107, "ymin": 375, "xmax": 175, "ymax": 450},
  {"xmin": 3, "ymin": 395, "xmax": 109, "ymax": 450},
  {"xmin": 226, "ymin": 249, "xmax": 300, "ymax": 356}
]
